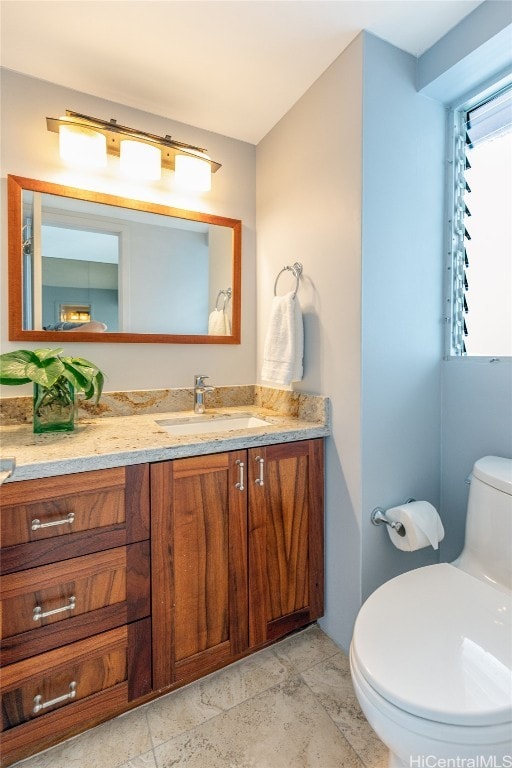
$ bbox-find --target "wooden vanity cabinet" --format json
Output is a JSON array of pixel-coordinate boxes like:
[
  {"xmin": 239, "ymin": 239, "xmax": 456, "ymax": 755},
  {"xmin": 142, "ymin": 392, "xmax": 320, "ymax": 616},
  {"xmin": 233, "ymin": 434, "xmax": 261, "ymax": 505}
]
[
  {"xmin": 0, "ymin": 437, "xmax": 324, "ymax": 765},
  {"xmin": 0, "ymin": 465, "xmax": 151, "ymax": 767},
  {"xmin": 151, "ymin": 438, "xmax": 324, "ymax": 690}
]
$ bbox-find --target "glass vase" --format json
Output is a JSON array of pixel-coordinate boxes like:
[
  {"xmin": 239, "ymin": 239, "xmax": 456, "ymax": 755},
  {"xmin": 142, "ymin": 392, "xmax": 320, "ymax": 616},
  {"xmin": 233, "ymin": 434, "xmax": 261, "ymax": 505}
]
[{"xmin": 33, "ymin": 379, "xmax": 75, "ymax": 433}]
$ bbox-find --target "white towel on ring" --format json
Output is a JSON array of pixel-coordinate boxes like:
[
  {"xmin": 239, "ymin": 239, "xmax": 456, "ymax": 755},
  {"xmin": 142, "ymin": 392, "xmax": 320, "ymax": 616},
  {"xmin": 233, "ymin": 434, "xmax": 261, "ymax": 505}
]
[
  {"xmin": 261, "ymin": 291, "xmax": 303, "ymax": 385},
  {"xmin": 208, "ymin": 308, "xmax": 231, "ymax": 335}
]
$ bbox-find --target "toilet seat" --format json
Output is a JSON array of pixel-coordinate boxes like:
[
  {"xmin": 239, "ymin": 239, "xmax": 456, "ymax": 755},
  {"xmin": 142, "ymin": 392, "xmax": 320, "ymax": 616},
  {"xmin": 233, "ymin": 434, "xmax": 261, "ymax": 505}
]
[{"xmin": 352, "ymin": 563, "xmax": 512, "ymax": 728}]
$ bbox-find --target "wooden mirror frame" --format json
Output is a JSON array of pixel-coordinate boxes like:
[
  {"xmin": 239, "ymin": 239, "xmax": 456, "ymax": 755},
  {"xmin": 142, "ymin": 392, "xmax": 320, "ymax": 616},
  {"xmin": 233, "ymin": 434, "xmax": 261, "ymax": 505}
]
[{"xmin": 7, "ymin": 175, "xmax": 241, "ymax": 344}]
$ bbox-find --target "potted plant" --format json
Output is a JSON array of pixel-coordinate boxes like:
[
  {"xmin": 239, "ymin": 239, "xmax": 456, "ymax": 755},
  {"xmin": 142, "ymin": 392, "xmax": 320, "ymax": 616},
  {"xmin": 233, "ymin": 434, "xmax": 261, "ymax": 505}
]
[{"xmin": 0, "ymin": 348, "xmax": 104, "ymax": 433}]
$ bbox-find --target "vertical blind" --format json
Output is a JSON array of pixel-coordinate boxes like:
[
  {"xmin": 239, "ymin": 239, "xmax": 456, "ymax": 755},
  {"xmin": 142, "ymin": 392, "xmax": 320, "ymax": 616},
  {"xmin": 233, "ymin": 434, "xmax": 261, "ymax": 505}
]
[{"xmin": 451, "ymin": 85, "xmax": 512, "ymax": 355}]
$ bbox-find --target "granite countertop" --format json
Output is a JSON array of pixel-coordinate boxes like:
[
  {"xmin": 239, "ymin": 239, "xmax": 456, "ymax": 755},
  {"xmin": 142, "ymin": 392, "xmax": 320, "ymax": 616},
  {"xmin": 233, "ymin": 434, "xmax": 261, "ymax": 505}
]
[{"xmin": 0, "ymin": 386, "xmax": 330, "ymax": 482}]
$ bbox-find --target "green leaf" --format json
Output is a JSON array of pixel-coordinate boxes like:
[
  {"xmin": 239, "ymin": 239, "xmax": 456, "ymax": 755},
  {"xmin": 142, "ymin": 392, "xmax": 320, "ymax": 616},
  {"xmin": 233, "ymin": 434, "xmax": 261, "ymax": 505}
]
[
  {"xmin": 83, "ymin": 381, "xmax": 95, "ymax": 400},
  {"xmin": 61, "ymin": 364, "xmax": 91, "ymax": 392},
  {"xmin": 0, "ymin": 350, "xmax": 41, "ymax": 383},
  {"xmin": 69, "ymin": 356, "xmax": 100, "ymax": 370},
  {"xmin": 25, "ymin": 358, "xmax": 65, "ymax": 388},
  {"xmin": 33, "ymin": 348, "xmax": 64, "ymax": 362},
  {"xmin": 94, "ymin": 370, "xmax": 104, "ymax": 402},
  {"xmin": 0, "ymin": 375, "xmax": 32, "ymax": 386}
]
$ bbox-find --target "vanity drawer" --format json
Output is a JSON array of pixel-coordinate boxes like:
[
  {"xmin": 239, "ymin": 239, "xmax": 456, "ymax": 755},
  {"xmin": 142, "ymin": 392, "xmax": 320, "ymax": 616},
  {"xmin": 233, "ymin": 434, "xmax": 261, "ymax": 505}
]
[
  {"xmin": 1, "ymin": 626, "xmax": 128, "ymax": 730},
  {"xmin": 0, "ymin": 465, "xmax": 150, "ymax": 574},
  {"xmin": 1, "ymin": 547, "xmax": 126, "ymax": 637},
  {"xmin": 0, "ymin": 620, "xmax": 152, "ymax": 766},
  {"xmin": 0, "ymin": 541, "xmax": 150, "ymax": 665},
  {"xmin": 0, "ymin": 468, "xmax": 127, "ymax": 547}
]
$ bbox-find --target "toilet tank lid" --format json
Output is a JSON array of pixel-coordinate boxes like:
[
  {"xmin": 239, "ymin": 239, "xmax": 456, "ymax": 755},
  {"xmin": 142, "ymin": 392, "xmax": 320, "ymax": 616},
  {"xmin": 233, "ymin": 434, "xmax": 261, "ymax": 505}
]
[{"xmin": 473, "ymin": 456, "xmax": 512, "ymax": 495}]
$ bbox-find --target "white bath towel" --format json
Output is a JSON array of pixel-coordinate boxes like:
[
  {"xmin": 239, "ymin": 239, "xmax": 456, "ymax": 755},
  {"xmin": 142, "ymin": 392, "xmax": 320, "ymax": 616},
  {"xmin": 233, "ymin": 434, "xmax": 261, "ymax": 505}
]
[
  {"xmin": 208, "ymin": 308, "xmax": 231, "ymax": 335},
  {"xmin": 261, "ymin": 291, "xmax": 303, "ymax": 385}
]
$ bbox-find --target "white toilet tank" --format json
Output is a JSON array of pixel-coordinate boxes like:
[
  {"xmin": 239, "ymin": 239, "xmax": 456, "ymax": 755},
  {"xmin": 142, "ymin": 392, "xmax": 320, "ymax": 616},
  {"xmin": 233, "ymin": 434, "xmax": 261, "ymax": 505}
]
[{"xmin": 454, "ymin": 456, "xmax": 512, "ymax": 592}]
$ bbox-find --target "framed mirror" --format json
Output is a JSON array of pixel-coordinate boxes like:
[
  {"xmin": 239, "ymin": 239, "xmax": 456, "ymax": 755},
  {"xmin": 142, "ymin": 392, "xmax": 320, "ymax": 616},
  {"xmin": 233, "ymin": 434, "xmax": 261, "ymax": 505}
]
[{"xmin": 7, "ymin": 175, "xmax": 241, "ymax": 344}]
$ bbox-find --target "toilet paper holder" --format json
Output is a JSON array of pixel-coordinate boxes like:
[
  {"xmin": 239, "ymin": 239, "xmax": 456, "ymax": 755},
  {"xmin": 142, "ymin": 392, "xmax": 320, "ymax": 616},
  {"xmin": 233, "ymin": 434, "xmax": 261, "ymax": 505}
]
[{"xmin": 370, "ymin": 498, "xmax": 415, "ymax": 538}]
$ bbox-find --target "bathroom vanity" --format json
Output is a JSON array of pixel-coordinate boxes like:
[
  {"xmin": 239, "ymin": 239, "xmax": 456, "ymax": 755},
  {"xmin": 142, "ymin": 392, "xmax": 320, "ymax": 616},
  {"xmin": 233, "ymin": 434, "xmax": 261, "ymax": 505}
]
[{"xmin": 0, "ymin": 387, "xmax": 328, "ymax": 766}]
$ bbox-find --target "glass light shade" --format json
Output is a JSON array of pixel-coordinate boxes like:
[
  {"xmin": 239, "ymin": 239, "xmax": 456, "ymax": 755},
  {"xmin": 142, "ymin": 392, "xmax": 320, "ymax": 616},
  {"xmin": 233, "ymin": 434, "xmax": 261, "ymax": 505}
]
[
  {"xmin": 174, "ymin": 154, "xmax": 212, "ymax": 192},
  {"xmin": 59, "ymin": 125, "xmax": 107, "ymax": 168},
  {"xmin": 120, "ymin": 140, "xmax": 161, "ymax": 181}
]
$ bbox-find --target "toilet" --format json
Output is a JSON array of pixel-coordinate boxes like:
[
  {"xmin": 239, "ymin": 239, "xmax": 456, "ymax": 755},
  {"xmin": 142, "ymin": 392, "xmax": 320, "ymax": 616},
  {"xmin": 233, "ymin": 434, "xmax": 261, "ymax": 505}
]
[{"xmin": 350, "ymin": 456, "xmax": 512, "ymax": 767}]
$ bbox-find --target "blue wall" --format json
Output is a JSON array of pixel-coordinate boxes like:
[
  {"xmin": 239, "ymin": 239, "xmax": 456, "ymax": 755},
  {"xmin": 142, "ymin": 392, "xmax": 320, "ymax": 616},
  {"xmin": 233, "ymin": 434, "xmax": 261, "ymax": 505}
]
[
  {"xmin": 360, "ymin": 34, "xmax": 445, "ymax": 599},
  {"xmin": 361, "ymin": 3, "xmax": 512, "ymax": 587},
  {"xmin": 417, "ymin": 0, "xmax": 512, "ymax": 103},
  {"xmin": 441, "ymin": 361, "xmax": 512, "ymax": 562},
  {"xmin": 418, "ymin": 1, "xmax": 512, "ymax": 563},
  {"xmin": 257, "ymin": 3, "xmax": 511, "ymax": 651}
]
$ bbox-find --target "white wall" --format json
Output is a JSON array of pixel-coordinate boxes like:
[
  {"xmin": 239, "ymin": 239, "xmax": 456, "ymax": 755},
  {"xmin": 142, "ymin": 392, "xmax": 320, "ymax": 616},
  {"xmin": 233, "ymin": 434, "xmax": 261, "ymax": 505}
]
[
  {"xmin": 257, "ymin": 36, "xmax": 365, "ymax": 650},
  {"xmin": 0, "ymin": 68, "xmax": 257, "ymax": 392}
]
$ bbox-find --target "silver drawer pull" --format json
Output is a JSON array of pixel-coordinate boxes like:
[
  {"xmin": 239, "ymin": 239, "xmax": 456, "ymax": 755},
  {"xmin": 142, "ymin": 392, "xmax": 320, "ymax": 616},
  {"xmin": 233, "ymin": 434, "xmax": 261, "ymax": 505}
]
[
  {"xmin": 33, "ymin": 681, "xmax": 76, "ymax": 714},
  {"xmin": 235, "ymin": 460, "xmax": 245, "ymax": 491},
  {"xmin": 255, "ymin": 456, "xmax": 265, "ymax": 486},
  {"xmin": 31, "ymin": 512, "xmax": 75, "ymax": 531},
  {"xmin": 33, "ymin": 596, "xmax": 76, "ymax": 622}
]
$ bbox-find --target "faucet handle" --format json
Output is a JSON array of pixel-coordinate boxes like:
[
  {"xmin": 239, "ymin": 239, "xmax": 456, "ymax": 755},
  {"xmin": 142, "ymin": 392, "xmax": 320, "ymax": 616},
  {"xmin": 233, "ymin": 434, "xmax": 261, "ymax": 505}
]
[{"xmin": 194, "ymin": 374, "xmax": 209, "ymax": 387}]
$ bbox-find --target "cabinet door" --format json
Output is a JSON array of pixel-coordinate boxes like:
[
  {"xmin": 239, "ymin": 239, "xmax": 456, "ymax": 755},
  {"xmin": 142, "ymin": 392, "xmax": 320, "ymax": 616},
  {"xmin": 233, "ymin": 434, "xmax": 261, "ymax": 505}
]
[
  {"xmin": 248, "ymin": 439, "xmax": 324, "ymax": 647},
  {"xmin": 151, "ymin": 452, "xmax": 248, "ymax": 689}
]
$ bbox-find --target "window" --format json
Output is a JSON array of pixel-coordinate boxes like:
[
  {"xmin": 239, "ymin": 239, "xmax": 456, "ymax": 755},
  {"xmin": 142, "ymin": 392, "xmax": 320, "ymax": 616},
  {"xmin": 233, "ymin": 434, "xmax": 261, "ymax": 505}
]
[{"xmin": 448, "ymin": 84, "xmax": 512, "ymax": 357}]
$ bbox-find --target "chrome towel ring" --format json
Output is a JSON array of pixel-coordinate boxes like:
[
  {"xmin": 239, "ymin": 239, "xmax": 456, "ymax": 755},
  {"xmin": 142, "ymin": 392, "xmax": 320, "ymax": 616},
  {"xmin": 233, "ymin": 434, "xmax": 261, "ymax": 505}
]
[
  {"xmin": 274, "ymin": 262, "xmax": 303, "ymax": 298},
  {"xmin": 215, "ymin": 287, "xmax": 232, "ymax": 311}
]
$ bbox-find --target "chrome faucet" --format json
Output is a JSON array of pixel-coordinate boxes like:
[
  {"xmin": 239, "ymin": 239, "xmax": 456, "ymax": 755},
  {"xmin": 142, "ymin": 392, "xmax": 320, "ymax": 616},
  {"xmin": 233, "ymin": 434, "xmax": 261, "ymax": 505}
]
[{"xmin": 193, "ymin": 374, "xmax": 215, "ymax": 414}]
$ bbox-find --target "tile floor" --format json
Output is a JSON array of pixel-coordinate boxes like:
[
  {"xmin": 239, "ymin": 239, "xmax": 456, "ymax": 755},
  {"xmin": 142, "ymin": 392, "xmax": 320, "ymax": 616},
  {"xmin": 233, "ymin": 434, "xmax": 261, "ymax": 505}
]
[{"xmin": 12, "ymin": 625, "xmax": 389, "ymax": 768}]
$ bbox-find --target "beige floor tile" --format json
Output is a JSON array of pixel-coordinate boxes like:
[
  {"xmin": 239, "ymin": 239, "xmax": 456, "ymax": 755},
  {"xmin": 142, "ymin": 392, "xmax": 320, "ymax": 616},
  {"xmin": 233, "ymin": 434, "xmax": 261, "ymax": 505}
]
[
  {"xmin": 272, "ymin": 623, "xmax": 340, "ymax": 673},
  {"xmin": 12, "ymin": 707, "xmax": 153, "ymax": 768},
  {"xmin": 117, "ymin": 752, "xmax": 157, "ymax": 768},
  {"xmin": 200, "ymin": 646, "xmax": 295, "ymax": 710},
  {"xmin": 146, "ymin": 647, "xmax": 293, "ymax": 746},
  {"xmin": 145, "ymin": 679, "xmax": 224, "ymax": 747},
  {"xmin": 301, "ymin": 651, "xmax": 388, "ymax": 768},
  {"xmin": 153, "ymin": 676, "xmax": 365, "ymax": 768}
]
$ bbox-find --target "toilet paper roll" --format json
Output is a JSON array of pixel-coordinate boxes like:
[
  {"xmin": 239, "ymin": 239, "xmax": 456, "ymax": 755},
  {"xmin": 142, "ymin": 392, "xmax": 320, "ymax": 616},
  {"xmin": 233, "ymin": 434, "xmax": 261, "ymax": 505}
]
[{"xmin": 385, "ymin": 501, "xmax": 444, "ymax": 552}]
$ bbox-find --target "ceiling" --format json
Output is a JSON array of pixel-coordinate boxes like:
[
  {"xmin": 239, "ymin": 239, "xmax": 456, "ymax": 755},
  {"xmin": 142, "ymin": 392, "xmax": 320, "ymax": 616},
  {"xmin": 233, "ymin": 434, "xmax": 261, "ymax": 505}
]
[{"xmin": 0, "ymin": 0, "xmax": 482, "ymax": 144}]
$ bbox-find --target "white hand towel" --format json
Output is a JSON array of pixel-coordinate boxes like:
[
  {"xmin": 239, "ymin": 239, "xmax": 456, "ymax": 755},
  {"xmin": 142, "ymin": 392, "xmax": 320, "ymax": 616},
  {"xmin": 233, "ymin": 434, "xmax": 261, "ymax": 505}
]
[
  {"xmin": 208, "ymin": 309, "xmax": 230, "ymax": 335},
  {"xmin": 261, "ymin": 291, "xmax": 303, "ymax": 385}
]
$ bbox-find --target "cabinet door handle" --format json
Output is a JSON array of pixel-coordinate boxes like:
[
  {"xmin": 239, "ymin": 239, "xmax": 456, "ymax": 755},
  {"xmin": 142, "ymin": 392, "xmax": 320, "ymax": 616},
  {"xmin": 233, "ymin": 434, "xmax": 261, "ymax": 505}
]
[
  {"xmin": 31, "ymin": 512, "xmax": 75, "ymax": 531},
  {"xmin": 235, "ymin": 460, "xmax": 245, "ymax": 491},
  {"xmin": 255, "ymin": 456, "xmax": 265, "ymax": 486},
  {"xmin": 33, "ymin": 596, "xmax": 76, "ymax": 622},
  {"xmin": 33, "ymin": 681, "xmax": 77, "ymax": 714}
]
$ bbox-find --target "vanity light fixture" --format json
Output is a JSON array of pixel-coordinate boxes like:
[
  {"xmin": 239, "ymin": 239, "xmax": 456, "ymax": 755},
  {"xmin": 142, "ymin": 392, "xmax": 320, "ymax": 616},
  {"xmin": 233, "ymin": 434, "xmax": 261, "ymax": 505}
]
[
  {"xmin": 58, "ymin": 124, "xmax": 107, "ymax": 169},
  {"xmin": 46, "ymin": 110, "xmax": 221, "ymax": 190},
  {"xmin": 120, "ymin": 140, "xmax": 161, "ymax": 181},
  {"xmin": 174, "ymin": 153, "xmax": 212, "ymax": 192}
]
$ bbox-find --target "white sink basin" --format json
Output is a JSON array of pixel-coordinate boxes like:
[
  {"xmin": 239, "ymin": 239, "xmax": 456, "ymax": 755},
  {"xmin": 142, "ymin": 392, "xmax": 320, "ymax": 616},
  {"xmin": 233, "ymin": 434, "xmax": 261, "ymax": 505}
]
[{"xmin": 156, "ymin": 414, "xmax": 271, "ymax": 436}]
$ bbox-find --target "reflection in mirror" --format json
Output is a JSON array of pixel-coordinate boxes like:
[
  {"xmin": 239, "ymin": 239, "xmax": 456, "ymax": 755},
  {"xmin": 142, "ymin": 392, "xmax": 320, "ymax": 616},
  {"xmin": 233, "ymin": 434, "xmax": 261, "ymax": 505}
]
[{"xmin": 9, "ymin": 176, "xmax": 241, "ymax": 344}]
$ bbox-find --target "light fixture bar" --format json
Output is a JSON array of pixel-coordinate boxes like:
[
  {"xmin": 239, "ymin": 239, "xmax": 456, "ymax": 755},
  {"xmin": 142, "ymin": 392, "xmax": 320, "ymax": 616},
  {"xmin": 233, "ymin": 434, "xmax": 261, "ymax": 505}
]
[{"xmin": 46, "ymin": 110, "xmax": 221, "ymax": 173}]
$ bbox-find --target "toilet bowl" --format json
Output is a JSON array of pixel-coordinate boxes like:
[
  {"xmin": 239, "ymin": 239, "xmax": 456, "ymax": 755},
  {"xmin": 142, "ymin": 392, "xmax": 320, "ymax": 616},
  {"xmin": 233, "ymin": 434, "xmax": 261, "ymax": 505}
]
[{"xmin": 350, "ymin": 456, "xmax": 512, "ymax": 767}]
